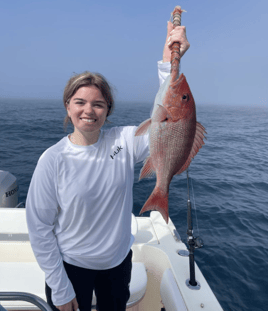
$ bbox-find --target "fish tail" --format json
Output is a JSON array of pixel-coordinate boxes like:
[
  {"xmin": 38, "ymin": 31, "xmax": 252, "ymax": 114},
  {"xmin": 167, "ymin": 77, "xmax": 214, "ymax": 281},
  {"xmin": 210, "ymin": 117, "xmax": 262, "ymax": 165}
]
[{"xmin": 139, "ymin": 187, "xmax": 169, "ymax": 224}]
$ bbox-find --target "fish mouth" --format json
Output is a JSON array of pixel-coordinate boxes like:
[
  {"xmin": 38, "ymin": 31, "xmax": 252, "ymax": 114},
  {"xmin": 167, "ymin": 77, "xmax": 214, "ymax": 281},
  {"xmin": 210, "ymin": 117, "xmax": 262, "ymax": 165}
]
[
  {"xmin": 170, "ymin": 73, "xmax": 186, "ymax": 89},
  {"xmin": 178, "ymin": 73, "xmax": 185, "ymax": 83}
]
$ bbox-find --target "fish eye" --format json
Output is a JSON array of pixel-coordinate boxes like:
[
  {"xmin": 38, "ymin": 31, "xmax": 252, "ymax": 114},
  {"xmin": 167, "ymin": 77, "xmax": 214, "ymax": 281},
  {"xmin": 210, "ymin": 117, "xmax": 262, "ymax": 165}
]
[{"xmin": 182, "ymin": 94, "xmax": 189, "ymax": 101}]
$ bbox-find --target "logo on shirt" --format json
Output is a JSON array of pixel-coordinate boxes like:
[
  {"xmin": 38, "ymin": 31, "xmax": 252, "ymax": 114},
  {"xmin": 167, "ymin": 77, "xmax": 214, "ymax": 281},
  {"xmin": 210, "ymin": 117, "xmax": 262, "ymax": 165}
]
[{"xmin": 110, "ymin": 146, "xmax": 123, "ymax": 159}]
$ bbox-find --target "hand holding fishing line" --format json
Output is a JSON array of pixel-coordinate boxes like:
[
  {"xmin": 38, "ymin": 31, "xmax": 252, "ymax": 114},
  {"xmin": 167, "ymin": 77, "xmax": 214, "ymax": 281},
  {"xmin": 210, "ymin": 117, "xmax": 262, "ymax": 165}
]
[{"xmin": 163, "ymin": 21, "xmax": 190, "ymax": 62}]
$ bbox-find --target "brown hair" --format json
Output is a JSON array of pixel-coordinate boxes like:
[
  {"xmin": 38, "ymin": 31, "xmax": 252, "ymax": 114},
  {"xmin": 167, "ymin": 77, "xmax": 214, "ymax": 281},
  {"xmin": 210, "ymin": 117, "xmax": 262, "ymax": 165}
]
[{"xmin": 63, "ymin": 71, "xmax": 114, "ymax": 129}]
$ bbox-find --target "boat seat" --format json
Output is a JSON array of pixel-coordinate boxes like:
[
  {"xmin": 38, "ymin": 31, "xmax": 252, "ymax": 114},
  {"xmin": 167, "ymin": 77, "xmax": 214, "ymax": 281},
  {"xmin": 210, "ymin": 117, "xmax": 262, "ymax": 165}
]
[{"xmin": 0, "ymin": 260, "xmax": 147, "ymax": 310}]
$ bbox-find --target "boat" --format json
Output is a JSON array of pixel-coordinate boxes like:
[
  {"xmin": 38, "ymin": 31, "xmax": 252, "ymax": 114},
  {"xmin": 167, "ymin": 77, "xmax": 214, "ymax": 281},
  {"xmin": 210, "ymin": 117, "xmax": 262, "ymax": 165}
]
[{"xmin": 0, "ymin": 171, "xmax": 223, "ymax": 310}]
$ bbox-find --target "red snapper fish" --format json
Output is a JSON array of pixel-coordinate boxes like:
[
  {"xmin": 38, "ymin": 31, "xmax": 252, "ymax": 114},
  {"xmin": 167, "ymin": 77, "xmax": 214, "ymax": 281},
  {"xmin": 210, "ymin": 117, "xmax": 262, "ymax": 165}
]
[{"xmin": 135, "ymin": 71, "xmax": 206, "ymax": 223}]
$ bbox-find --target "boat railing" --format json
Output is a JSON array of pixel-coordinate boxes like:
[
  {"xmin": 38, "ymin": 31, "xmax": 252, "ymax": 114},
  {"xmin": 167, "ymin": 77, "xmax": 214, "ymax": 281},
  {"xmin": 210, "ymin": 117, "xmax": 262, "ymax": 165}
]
[{"xmin": 0, "ymin": 292, "xmax": 52, "ymax": 311}]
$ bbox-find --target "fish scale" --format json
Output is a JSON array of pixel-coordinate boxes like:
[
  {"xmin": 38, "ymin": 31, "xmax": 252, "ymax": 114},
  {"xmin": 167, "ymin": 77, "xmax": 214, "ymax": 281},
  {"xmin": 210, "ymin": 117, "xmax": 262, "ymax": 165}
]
[{"xmin": 151, "ymin": 118, "xmax": 195, "ymax": 180}]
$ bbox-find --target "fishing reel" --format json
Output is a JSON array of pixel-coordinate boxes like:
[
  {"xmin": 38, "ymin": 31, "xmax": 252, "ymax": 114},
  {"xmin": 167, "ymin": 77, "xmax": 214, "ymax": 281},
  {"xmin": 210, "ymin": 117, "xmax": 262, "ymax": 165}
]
[
  {"xmin": 186, "ymin": 231, "xmax": 204, "ymax": 249},
  {"xmin": 194, "ymin": 236, "xmax": 204, "ymax": 248}
]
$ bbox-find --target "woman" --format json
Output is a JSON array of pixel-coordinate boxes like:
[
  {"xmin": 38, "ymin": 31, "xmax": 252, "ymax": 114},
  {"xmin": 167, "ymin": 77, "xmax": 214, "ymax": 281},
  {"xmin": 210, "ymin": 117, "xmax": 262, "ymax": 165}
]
[{"xmin": 26, "ymin": 22, "xmax": 190, "ymax": 311}]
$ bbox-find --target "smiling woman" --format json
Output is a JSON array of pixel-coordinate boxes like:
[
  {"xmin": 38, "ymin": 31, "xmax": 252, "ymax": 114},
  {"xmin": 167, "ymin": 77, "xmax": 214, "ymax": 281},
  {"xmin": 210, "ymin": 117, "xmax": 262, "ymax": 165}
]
[
  {"xmin": 25, "ymin": 23, "xmax": 190, "ymax": 311},
  {"xmin": 67, "ymin": 86, "xmax": 108, "ymax": 146},
  {"xmin": 63, "ymin": 71, "xmax": 114, "ymax": 129},
  {"xmin": 62, "ymin": 71, "xmax": 115, "ymax": 146}
]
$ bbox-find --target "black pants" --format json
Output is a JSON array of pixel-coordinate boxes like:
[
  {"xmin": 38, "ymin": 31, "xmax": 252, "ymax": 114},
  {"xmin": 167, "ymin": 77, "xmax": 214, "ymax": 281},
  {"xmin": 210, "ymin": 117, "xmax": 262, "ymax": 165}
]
[{"xmin": 45, "ymin": 250, "xmax": 132, "ymax": 311}]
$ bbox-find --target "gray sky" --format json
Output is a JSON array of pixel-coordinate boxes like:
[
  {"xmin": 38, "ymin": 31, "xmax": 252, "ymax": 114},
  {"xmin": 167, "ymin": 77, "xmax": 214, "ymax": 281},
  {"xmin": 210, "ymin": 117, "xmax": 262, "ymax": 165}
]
[{"xmin": 0, "ymin": 0, "xmax": 267, "ymax": 106}]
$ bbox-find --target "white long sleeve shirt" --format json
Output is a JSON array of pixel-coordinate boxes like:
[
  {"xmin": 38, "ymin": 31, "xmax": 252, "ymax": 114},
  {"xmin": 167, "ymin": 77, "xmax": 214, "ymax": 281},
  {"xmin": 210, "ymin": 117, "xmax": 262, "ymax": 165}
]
[{"xmin": 26, "ymin": 61, "xmax": 171, "ymax": 306}]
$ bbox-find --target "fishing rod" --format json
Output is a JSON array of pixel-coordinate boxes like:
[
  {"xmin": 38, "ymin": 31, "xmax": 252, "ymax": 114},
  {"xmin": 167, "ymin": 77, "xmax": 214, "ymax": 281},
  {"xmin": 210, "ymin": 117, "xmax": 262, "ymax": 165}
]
[{"xmin": 185, "ymin": 169, "xmax": 203, "ymax": 289}]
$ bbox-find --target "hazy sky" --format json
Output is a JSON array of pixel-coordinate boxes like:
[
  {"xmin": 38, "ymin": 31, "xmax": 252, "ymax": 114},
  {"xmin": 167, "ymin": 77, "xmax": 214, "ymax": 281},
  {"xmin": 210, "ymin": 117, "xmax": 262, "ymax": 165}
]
[{"xmin": 0, "ymin": 0, "xmax": 267, "ymax": 106}]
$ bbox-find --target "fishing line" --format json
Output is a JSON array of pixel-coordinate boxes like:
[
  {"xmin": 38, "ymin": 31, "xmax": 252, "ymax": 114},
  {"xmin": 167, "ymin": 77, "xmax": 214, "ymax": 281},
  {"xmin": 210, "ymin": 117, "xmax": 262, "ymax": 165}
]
[
  {"xmin": 187, "ymin": 169, "xmax": 200, "ymax": 237},
  {"xmin": 190, "ymin": 176, "xmax": 200, "ymax": 237}
]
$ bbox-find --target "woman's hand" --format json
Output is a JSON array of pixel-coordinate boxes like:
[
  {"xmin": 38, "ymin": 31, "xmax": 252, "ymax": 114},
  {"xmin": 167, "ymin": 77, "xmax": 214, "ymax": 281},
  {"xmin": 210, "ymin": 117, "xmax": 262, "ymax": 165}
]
[
  {"xmin": 56, "ymin": 297, "xmax": 79, "ymax": 311},
  {"xmin": 163, "ymin": 21, "xmax": 190, "ymax": 63}
]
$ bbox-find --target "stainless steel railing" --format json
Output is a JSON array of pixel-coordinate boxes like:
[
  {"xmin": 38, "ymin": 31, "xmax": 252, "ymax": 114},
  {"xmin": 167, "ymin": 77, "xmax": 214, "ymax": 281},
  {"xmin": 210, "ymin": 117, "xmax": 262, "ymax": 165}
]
[{"xmin": 0, "ymin": 292, "xmax": 52, "ymax": 311}]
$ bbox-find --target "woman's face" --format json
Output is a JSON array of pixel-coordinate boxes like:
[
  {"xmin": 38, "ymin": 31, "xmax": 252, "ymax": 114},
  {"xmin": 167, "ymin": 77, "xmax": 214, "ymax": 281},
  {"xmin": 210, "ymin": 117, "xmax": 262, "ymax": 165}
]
[{"xmin": 67, "ymin": 86, "xmax": 108, "ymax": 136}]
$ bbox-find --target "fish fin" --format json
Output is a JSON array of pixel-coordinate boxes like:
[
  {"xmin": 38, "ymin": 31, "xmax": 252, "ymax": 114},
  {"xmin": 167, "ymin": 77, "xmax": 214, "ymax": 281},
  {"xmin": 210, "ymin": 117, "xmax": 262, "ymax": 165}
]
[
  {"xmin": 195, "ymin": 121, "xmax": 207, "ymax": 145},
  {"xmin": 139, "ymin": 187, "xmax": 169, "ymax": 223},
  {"xmin": 154, "ymin": 105, "xmax": 170, "ymax": 122},
  {"xmin": 135, "ymin": 118, "xmax": 152, "ymax": 136},
  {"xmin": 139, "ymin": 157, "xmax": 155, "ymax": 180},
  {"xmin": 175, "ymin": 122, "xmax": 207, "ymax": 175}
]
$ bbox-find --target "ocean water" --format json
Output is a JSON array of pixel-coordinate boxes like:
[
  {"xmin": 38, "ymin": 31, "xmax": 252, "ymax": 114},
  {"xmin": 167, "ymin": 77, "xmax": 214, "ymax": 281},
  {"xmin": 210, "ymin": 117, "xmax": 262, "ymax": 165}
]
[{"xmin": 0, "ymin": 98, "xmax": 268, "ymax": 311}]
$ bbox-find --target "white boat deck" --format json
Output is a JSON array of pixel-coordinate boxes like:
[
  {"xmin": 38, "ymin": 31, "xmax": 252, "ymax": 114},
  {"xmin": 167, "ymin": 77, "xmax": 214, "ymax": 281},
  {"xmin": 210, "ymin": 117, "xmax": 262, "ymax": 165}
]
[{"xmin": 0, "ymin": 208, "xmax": 223, "ymax": 311}]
